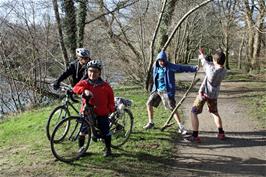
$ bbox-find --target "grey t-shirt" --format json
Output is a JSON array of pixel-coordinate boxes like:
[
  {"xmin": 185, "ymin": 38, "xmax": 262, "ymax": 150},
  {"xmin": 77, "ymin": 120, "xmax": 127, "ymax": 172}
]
[{"xmin": 199, "ymin": 59, "xmax": 226, "ymax": 99}]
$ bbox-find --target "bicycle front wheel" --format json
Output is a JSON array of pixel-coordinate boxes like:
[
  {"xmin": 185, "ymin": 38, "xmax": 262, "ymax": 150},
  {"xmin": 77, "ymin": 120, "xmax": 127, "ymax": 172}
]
[
  {"xmin": 50, "ymin": 116, "xmax": 91, "ymax": 163},
  {"xmin": 46, "ymin": 105, "xmax": 70, "ymax": 141},
  {"xmin": 110, "ymin": 109, "xmax": 134, "ymax": 148}
]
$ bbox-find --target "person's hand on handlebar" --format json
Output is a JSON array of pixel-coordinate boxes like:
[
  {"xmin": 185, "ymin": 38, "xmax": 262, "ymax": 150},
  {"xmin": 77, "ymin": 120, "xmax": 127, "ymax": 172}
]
[
  {"xmin": 66, "ymin": 89, "xmax": 74, "ymax": 95},
  {"xmin": 53, "ymin": 82, "xmax": 60, "ymax": 90}
]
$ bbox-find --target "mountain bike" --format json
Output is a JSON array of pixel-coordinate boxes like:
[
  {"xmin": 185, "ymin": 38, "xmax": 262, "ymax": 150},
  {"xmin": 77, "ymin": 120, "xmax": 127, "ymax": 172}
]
[
  {"xmin": 46, "ymin": 84, "xmax": 80, "ymax": 141},
  {"xmin": 50, "ymin": 95, "xmax": 134, "ymax": 163}
]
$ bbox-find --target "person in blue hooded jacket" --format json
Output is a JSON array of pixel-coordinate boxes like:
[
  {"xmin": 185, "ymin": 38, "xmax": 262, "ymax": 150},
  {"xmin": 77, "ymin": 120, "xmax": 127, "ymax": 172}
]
[{"xmin": 144, "ymin": 51, "xmax": 198, "ymax": 134}]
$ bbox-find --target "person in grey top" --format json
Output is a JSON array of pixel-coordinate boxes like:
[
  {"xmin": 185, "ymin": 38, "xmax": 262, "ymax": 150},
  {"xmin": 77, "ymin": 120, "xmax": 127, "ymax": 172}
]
[{"xmin": 186, "ymin": 49, "xmax": 227, "ymax": 143}]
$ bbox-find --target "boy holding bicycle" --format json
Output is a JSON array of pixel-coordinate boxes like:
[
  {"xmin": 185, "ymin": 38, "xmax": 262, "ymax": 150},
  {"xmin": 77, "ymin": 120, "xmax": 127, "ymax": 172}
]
[{"xmin": 73, "ymin": 60, "xmax": 115, "ymax": 157}]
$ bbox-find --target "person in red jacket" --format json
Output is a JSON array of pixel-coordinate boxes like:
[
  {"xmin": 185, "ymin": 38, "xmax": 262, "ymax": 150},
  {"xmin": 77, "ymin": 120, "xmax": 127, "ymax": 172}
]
[{"xmin": 73, "ymin": 60, "xmax": 115, "ymax": 157}]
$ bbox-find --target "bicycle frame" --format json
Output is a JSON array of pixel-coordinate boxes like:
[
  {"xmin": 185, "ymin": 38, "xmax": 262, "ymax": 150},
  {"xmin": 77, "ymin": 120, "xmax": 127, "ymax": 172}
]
[
  {"xmin": 65, "ymin": 114, "xmax": 100, "ymax": 144},
  {"xmin": 60, "ymin": 85, "xmax": 80, "ymax": 115},
  {"xmin": 50, "ymin": 96, "xmax": 134, "ymax": 162},
  {"xmin": 63, "ymin": 99, "xmax": 79, "ymax": 115}
]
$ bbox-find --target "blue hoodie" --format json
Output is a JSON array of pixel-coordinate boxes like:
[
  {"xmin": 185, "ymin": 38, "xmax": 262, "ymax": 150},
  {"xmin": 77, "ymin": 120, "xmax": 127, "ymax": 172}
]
[{"xmin": 151, "ymin": 51, "xmax": 197, "ymax": 98}]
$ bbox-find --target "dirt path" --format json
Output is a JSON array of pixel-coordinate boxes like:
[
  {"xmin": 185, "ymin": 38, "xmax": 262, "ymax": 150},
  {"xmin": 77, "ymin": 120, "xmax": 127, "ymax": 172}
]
[{"xmin": 170, "ymin": 73, "xmax": 266, "ymax": 177}]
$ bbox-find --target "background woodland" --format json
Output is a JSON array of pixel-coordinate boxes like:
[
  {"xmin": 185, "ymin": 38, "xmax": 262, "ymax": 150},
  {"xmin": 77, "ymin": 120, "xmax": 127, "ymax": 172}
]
[{"xmin": 0, "ymin": 0, "xmax": 265, "ymax": 115}]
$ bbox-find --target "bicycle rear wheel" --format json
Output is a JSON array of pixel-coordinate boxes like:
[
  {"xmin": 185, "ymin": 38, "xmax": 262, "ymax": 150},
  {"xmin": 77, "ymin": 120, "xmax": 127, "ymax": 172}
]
[
  {"xmin": 110, "ymin": 109, "xmax": 134, "ymax": 148},
  {"xmin": 50, "ymin": 116, "xmax": 91, "ymax": 163},
  {"xmin": 46, "ymin": 105, "xmax": 70, "ymax": 141}
]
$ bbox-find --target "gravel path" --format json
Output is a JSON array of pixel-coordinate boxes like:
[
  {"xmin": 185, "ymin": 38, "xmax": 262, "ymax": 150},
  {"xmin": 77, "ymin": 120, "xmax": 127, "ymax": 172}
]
[{"xmin": 169, "ymin": 73, "xmax": 266, "ymax": 177}]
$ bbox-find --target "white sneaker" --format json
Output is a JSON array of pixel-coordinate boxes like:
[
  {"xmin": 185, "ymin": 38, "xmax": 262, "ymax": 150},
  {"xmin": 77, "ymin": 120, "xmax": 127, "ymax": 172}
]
[
  {"xmin": 143, "ymin": 122, "xmax": 154, "ymax": 129},
  {"xmin": 178, "ymin": 126, "xmax": 188, "ymax": 135},
  {"xmin": 78, "ymin": 146, "xmax": 85, "ymax": 154}
]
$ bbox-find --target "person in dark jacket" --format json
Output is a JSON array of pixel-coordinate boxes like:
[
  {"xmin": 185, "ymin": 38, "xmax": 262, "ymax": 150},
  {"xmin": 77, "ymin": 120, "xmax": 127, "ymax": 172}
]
[
  {"xmin": 144, "ymin": 51, "xmax": 198, "ymax": 135},
  {"xmin": 53, "ymin": 48, "xmax": 91, "ymax": 90}
]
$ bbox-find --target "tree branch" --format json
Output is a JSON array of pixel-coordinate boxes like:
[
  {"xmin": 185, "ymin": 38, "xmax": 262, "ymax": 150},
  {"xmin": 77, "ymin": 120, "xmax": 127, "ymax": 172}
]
[
  {"xmin": 162, "ymin": 0, "xmax": 213, "ymax": 51},
  {"xmin": 145, "ymin": 0, "xmax": 168, "ymax": 91},
  {"xmin": 85, "ymin": 0, "xmax": 140, "ymax": 25}
]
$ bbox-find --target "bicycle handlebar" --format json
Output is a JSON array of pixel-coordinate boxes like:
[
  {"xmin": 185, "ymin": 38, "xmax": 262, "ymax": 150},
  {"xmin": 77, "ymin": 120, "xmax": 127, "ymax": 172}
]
[
  {"xmin": 68, "ymin": 90, "xmax": 80, "ymax": 103},
  {"xmin": 59, "ymin": 85, "xmax": 79, "ymax": 103}
]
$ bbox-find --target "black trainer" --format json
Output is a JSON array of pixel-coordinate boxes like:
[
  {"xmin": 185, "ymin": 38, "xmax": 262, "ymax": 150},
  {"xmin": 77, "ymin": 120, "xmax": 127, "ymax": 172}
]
[{"xmin": 78, "ymin": 135, "xmax": 85, "ymax": 148}]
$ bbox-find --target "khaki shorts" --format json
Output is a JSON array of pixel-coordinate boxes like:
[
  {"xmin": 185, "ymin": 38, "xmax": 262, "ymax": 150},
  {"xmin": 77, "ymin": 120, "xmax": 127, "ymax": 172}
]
[
  {"xmin": 146, "ymin": 91, "xmax": 176, "ymax": 110},
  {"xmin": 191, "ymin": 95, "xmax": 218, "ymax": 114}
]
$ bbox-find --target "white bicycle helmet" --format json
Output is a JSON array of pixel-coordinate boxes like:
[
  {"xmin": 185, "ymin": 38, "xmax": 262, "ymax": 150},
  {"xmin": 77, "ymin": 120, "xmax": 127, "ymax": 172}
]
[
  {"xmin": 76, "ymin": 48, "xmax": 90, "ymax": 57},
  {"xmin": 87, "ymin": 60, "xmax": 103, "ymax": 70}
]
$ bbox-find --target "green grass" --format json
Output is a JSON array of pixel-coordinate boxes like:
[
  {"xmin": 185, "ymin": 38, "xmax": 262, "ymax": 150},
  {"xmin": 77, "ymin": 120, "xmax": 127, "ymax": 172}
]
[
  {"xmin": 225, "ymin": 70, "xmax": 266, "ymax": 128},
  {"xmin": 244, "ymin": 94, "xmax": 266, "ymax": 129},
  {"xmin": 0, "ymin": 88, "xmax": 180, "ymax": 177},
  {"xmin": 1, "ymin": 70, "xmax": 265, "ymax": 176}
]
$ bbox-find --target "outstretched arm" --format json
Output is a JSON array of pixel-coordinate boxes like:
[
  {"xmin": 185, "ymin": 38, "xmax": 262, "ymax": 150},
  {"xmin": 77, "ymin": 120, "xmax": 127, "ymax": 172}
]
[{"xmin": 171, "ymin": 63, "xmax": 198, "ymax": 73}]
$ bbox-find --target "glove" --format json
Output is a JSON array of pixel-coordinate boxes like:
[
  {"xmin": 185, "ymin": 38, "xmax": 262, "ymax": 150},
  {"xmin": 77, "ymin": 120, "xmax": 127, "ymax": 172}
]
[
  {"xmin": 53, "ymin": 82, "xmax": 60, "ymax": 90},
  {"xmin": 66, "ymin": 89, "xmax": 74, "ymax": 95},
  {"xmin": 82, "ymin": 90, "xmax": 93, "ymax": 100},
  {"xmin": 84, "ymin": 90, "xmax": 93, "ymax": 97}
]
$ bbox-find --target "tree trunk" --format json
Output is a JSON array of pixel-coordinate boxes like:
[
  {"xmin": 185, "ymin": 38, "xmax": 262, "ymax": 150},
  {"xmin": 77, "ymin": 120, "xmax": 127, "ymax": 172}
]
[
  {"xmin": 145, "ymin": 0, "xmax": 168, "ymax": 91},
  {"xmin": 244, "ymin": 0, "xmax": 255, "ymax": 72},
  {"xmin": 52, "ymin": 0, "xmax": 69, "ymax": 67},
  {"xmin": 238, "ymin": 33, "xmax": 245, "ymax": 69},
  {"xmin": 145, "ymin": 0, "xmax": 213, "ymax": 91},
  {"xmin": 147, "ymin": 0, "xmax": 178, "ymax": 90},
  {"xmin": 146, "ymin": 0, "xmax": 177, "ymax": 90},
  {"xmin": 77, "ymin": 0, "xmax": 88, "ymax": 47},
  {"xmin": 252, "ymin": 0, "xmax": 265, "ymax": 71},
  {"xmin": 174, "ymin": 26, "xmax": 181, "ymax": 63},
  {"xmin": 224, "ymin": 29, "xmax": 230, "ymax": 69},
  {"xmin": 63, "ymin": 0, "xmax": 77, "ymax": 59},
  {"xmin": 156, "ymin": 0, "xmax": 178, "ymax": 53},
  {"xmin": 177, "ymin": 25, "xmax": 187, "ymax": 64}
]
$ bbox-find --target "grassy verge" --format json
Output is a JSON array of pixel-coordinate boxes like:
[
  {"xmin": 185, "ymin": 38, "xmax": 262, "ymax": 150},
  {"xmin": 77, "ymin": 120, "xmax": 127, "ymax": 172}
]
[
  {"xmin": 244, "ymin": 94, "xmax": 266, "ymax": 129},
  {"xmin": 0, "ymin": 88, "xmax": 180, "ymax": 177},
  {"xmin": 225, "ymin": 70, "xmax": 266, "ymax": 128}
]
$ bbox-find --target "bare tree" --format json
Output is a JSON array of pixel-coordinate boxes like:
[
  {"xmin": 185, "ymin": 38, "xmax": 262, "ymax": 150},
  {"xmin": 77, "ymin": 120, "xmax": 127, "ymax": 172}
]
[
  {"xmin": 1, "ymin": 0, "xmax": 264, "ymax": 117},
  {"xmin": 243, "ymin": 0, "xmax": 265, "ymax": 72},
  {"xmin": 0, "ymin": 0, "xmax": 59, "ymax": 114},
  {"xmin": 77, "ymin": 0, "xmax": 88, "ymax": 47},
  {"xmin": 52, "ymin": 0, "xmax": 69, "ymax": 67},
  {"xmin": 214, "ymin": 0, "xmax": 237, "ymax": 70},
  {"xmin": 252, "ymin": 0, "xmax": 265, "ymax": 71},
  {"xmin": 62, "ymin": 0, "xmax": 77, "ymax": 59},
  {"xmin": 146, "ymin": 0, "xmax": 213, "ymax": 90}
]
